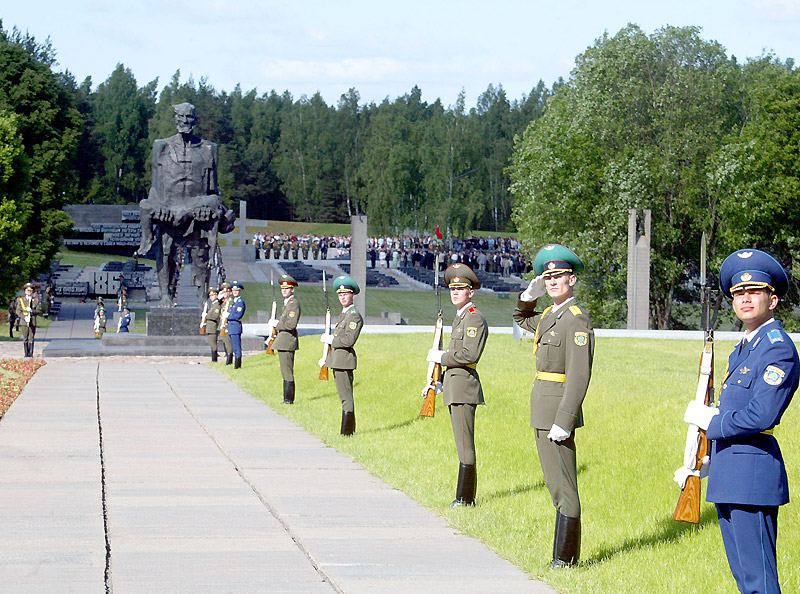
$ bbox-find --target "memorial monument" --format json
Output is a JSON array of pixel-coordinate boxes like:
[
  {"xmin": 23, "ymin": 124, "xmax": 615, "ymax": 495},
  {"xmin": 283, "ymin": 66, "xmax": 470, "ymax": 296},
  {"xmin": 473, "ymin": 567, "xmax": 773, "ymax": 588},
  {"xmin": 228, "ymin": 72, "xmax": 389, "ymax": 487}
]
[{"xmin": 137, "ymin": 102, "xmax": 236, "ymax": 307}]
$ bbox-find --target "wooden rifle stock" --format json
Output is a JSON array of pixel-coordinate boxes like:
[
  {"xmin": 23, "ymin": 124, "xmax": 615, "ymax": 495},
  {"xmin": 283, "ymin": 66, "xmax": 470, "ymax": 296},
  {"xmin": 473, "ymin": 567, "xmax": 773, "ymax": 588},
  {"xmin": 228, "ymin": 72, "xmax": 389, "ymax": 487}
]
[
  {"xmin": 674, "ymin": 336, "xmax": 713, "ymax": 523},
  {"xmin": 420, "ymin": 312, "xmax": 443, "ymax": 417}
]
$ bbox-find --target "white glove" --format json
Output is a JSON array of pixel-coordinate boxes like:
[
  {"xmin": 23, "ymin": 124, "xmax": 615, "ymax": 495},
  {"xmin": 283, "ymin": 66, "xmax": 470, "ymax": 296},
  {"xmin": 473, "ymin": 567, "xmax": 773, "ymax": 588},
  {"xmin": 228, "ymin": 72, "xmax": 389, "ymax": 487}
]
[
  {"xmin": 547, "ymin": 424, "xmax": 570, "ymax": 442},
  {"xmin": 320, "ymin": 333, "xmax": 334, "ymax": 345},
  {"xmin": 421, "ymin": 381, "xmax": 443, "ymax": 398},
  {"xmin": 318, "ymin": 356, "xmax": 328, "ymax": 368},
  {"xmin": 427, "ymin": 348, "xmax": 445, "ymax": 364},
  {"xmin": 673, "ymin": 456, "xmax": 710, "ymax": 489},
  {"xmin": 684, "ymin": 400, "xmax": 719, "ymax": 431},
  {"xmin": 266, "ymin": 319, "xmax": 277, "ymax": 334},
  {"xmin": 521, "ymin": 274, "xmax": 546, "ymax": 302}
]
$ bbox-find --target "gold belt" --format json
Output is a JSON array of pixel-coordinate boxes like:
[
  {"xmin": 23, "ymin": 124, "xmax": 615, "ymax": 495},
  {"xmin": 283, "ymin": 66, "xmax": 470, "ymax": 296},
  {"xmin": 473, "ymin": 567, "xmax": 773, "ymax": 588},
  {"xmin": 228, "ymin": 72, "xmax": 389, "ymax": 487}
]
[{"xmin": 536, "ymin": 371, "xmax": 566, "ymax": 383}]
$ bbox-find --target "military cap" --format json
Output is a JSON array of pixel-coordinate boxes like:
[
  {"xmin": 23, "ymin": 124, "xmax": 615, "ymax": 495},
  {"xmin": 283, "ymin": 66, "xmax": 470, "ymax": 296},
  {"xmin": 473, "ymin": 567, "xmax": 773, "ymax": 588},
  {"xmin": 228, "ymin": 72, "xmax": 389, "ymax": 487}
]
[
  {"xmin": 22, "ymin": 282, "xmax": 34, "ymax": 290},
  {"xmin": 279, "ymin": 275, "xmax": 298, "ymax": 288},
  {"xmin": 719, "ymin": 248, "xmax": 790, "ymax": 298},
  {"xmin": 208, "ymin": 287, "xmax": 219, "ymax": 295},
  {"xmin": 444, "ymin": 263, "xmax": 481, "ymax": 290},
  {"xmin": 333, "ymin": 276, "xmax": 360, "ymax": 294},
  {"xmin": 533, "ymin": 244, "xmax": 584, "ymax": 277},
  {"xmin": 220, "ymin": 282, "xmax": 231, "ymax": 290},
  {"xmin": 230, "ymin": 281, "xmax": 244, "ymax": 290}
]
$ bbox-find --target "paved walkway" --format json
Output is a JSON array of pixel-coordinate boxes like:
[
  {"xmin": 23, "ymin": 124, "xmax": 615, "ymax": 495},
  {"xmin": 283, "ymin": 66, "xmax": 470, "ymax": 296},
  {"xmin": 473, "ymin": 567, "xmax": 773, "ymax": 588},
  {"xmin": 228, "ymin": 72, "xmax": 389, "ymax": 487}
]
[{"xmin": 0, "ymin": 359, "xmax": 554, "ymax": 594}]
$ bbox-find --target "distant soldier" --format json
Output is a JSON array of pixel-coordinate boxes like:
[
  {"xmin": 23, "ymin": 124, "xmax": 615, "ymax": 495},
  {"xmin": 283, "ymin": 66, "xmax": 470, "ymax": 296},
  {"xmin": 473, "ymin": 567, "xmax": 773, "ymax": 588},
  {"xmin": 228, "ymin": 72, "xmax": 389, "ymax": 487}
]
[
  {"xmin": 513, "ymin": 244, "xmax": 594, "ymax": 568},
  {"xmin": 8, "ymin": 298, "xmax": 17, "ymax": 338},
  {"xmin": 226, "ymin": 281, "xmax": 246, "ymax": 369},
  {"xmin": 427, "ymin": 264, "xmax": 488, "ymax": 507},
  {"xmin": 320, "ymin": 276, "xmax": 363, "ymax": 435},
  {"xmin": 15, "ymin": 283, "xmax": 41, "ymax": 357},
  {"xmin": 203, "ymin": 287, "xmax": 222, "ymax": 361},
  {"xmin": 269, "ymin": 275, "xmax": 301, "ymax": 404},
  {"xmin": 218, "ymin": 283, "xmax": 234, "ymax": 365},
  {"xmin": 95, "ymin": 307, "xmax": 107, "ymax": 338}
]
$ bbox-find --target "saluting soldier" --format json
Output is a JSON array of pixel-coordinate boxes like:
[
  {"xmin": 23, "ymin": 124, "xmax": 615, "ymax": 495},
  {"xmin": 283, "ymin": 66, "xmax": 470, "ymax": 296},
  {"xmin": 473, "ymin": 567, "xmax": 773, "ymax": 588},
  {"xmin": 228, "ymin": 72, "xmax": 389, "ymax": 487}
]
[
  {"xmin": 15, "ymin": 282, "xmax": 41, "ymax": 357},
  {"xmin": 226, "ymin": 281, "xmax": 246, "ymax": 369},
  {"xmin": 513, "ymin": 244, "xmax": 594, "ymax": 568},
  {"xmin": 320, "ymin": 276, "xmax": 363, "ymax": 435},
  {"xmin": 219, "ymin": 282, "xmax": 234, "ymax": 365},
  {"xmin": 679, "ymin": 249, "xmax": 798, "ymax": 594},
  {"xmin": 203, "ymin": 287, "xmax": 222, "ymax": 361},
  {"xmin": 427, "ymin": 263, "xmax": 489, "ymax": 507},
  {"xmin": 270, "ymin": 275, "xmax": 301, "ymax": 404}
]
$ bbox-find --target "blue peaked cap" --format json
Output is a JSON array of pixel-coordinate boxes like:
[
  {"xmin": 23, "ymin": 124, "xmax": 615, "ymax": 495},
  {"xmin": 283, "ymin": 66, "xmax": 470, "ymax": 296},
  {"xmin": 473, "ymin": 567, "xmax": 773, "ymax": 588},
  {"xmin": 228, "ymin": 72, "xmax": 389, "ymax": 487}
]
[{"xmin": 719, "ymin": 249, "xmax": 789, "ymax": 298}]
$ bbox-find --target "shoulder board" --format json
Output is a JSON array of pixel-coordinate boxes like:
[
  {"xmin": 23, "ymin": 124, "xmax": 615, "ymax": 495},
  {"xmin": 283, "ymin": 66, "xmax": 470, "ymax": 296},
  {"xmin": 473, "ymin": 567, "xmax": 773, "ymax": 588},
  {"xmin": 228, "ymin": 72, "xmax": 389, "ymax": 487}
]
[
  {"xmin": 468, "ymin": 307, "xmax": 477, "ymax": 314},
  {"xmin": 767, "ymin": 328, "xmax": 784, "ymax": 344},
  {"xmin": 569, "ymin": 305, "xmax": 583, "ymax": 316}
]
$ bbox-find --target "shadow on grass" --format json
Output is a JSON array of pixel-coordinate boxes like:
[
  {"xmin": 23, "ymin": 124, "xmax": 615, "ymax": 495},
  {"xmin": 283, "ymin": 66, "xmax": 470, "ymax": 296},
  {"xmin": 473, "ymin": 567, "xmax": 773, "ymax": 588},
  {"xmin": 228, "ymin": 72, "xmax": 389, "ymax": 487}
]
[
  {"xmin": 361, "ymin": 416, "xmax": 424, "ymax": 433},
  {"xmin": 584, "ymin": 506, "xmax": 718, "ymax": 565},
  {"xmin": 481, "ymin": 463, "xmax": 588, "ymax": 503}
]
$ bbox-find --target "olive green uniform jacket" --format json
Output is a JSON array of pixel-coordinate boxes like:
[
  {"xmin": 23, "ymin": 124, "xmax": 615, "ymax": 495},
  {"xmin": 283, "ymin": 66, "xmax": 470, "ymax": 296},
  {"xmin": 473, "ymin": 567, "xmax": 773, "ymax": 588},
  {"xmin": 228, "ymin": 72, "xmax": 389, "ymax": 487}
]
[
  {"xmin": 273, "ymin": 296, "xmax": 300, "ymax": 351},
  {"xmin": 204, "ymin": 299, "xmax": 222, "ymax": 334},
  {"xmin": 325, "ymin": 305, "xmax": 363, "ymax": 370},
  {"xmin": 441, "ymin": 305, "xmax": 488, "ymax": 406},
  {"xmin": 513, "ymin": 297, "xmax": 594, "ymax": 431}
]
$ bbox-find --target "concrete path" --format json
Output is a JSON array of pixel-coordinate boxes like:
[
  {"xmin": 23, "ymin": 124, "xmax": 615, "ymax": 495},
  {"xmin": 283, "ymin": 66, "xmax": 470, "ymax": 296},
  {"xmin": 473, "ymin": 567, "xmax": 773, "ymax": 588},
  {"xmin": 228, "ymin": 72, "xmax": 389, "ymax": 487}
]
[{"xmin": 0, "ymin": 359, "xmax": 555, "ymax": 594}]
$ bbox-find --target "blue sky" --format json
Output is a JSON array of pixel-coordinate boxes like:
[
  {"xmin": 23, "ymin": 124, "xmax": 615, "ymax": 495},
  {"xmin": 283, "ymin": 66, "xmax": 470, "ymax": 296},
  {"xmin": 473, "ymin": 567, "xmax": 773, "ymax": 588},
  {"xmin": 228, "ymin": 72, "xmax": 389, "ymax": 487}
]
[{"xmin": 3, "ymin": 0, "xmax": 799, "ymax": 107}]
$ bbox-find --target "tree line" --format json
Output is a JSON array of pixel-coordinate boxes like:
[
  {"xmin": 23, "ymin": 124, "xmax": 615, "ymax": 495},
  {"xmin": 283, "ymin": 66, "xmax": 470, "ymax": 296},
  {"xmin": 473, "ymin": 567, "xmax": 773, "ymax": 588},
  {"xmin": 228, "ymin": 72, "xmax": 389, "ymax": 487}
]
[{"xmin": 2, "ymin": 21, "xmax": 799, "ymax": 329}]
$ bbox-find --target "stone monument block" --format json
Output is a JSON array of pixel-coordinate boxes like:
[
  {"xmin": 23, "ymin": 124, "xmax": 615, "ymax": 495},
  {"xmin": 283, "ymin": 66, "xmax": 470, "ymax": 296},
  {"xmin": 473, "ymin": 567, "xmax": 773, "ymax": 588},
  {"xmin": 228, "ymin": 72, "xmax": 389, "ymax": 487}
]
[{"xmin": 147, "ymin": 308, "xmax": 202, "ymax": 336}]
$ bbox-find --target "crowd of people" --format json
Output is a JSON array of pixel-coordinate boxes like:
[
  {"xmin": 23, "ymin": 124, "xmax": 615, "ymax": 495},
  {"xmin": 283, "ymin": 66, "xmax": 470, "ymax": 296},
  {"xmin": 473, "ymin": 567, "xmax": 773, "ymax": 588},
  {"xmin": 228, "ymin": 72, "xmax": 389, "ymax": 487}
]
[{"xmin": 251, "ymin": 232, "xmax": 532, "ymax": 277}]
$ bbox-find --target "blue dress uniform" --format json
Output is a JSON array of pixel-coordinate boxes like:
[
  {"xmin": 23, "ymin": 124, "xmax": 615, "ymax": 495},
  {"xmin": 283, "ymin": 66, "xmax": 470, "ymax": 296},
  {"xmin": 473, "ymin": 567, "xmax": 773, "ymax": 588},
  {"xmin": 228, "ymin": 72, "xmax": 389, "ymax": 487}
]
[
  {"xmin": 118, "ymin": 309, "xmax": 131, "ymax": 332},
  {"xmin": 701, "ymin": 249, "xmax": 798, "ymax": 594},
  {"xmin": 226, "ymin": 281, "xmax": 246, "ymax": 369}
]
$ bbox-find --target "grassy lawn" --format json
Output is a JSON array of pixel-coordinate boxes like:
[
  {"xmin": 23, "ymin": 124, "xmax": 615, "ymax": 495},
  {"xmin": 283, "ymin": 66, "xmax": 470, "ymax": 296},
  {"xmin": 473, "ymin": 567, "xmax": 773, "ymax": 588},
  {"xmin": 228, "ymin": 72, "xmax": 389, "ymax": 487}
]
[
  {"xmin": 56, "ymin": 249, "xmax": 156, "ymax": 269},
  {"xmin": 217, "ymin": 334, "xmax": 799, "ymax": 594},
  {"xmin": 242, "ymin": 284, "xmax": 519, "ymax": 327}
]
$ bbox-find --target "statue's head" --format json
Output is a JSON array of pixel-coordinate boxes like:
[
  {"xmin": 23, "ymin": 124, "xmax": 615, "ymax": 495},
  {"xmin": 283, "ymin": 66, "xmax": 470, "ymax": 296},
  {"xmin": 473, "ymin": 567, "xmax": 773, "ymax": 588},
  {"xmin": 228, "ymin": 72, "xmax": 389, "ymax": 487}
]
[{"xmin": 173, "ymin": 102, "xmax": 197, "ymax": 134}]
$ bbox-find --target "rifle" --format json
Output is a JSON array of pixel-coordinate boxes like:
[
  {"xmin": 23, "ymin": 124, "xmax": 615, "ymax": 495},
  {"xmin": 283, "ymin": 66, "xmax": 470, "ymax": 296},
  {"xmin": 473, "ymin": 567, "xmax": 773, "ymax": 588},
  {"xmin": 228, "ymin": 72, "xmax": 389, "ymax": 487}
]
[
  {"xmin": 219, "ymin": 293, "xmax": 230, "ymax": 337},
  {"xmin": 674, "ymin": 233, "xmax": 715, "ymax": 523},
  {"xmin": 420, "ymin": 256, "xmax": 443, "ymax": 417},
  {"xmin": 265, "ymin": 271, "xmax": 278, "ymax": 354},
  {"xmin": 319, "ymin": 270, "xmax": 331, "ymax": 380},
  {"xmin": 200, "ymin": 300, "xmax": 208, "ymax": 335},
  {"xmin": 117, "ymin": 313, "xmax": 123, "ymax": 333}
]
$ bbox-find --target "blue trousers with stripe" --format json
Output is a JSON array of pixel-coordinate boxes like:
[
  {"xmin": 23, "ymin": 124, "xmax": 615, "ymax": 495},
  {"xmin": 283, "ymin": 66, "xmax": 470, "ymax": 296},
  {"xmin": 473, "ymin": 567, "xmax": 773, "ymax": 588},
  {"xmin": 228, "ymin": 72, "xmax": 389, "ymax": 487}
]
[{"xmin": 716, "ymin": 503, "xmax": 780, "ymax": 594}]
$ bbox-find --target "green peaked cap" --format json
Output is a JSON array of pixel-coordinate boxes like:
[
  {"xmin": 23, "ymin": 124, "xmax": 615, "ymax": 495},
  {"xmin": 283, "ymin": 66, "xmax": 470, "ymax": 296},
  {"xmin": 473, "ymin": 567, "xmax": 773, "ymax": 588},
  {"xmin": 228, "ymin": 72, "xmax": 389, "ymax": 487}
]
[
  {"xmin": 533, "ymin": 244, "xmax": 584, "ymax": 276},
  {"xmin": 333, "ymin": 275, "xmax": 360, "ymax": 294}
]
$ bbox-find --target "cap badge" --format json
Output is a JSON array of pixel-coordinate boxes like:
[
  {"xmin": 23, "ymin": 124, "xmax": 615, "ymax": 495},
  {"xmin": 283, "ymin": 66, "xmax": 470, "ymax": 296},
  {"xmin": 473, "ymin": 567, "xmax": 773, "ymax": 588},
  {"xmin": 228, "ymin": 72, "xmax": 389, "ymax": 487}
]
[
  {"xmin": 740, "ymin": 272, "xmax": 752, "ymax": 282},
  {"xmin": 738, "ymin": 251, "xmax": 753, "ymax": 259},
  {"xmin": 547, "ymin": 262, "xmax": 556, "ymax": 270},
  {"xmin": 545, "ymin": 245, "xmax": 556, "ymax": 251},
  {"xmin": 453, "ymin": 277, "xmax": 461, "ymax": 284}
]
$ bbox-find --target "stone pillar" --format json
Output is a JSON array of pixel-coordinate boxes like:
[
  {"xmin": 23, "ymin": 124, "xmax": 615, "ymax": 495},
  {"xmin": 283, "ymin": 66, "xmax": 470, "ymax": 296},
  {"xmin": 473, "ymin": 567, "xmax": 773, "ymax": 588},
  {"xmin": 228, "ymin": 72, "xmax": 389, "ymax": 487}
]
[
  {"xmin": 240, "ymin": 200, "xmax": 255, "ymax": 262},
  {"xmin": 351, "ymin": 215, "xmax": 368, "ymax": 319},
  {"xmin": 627, "ymin": 209, "xmax": 651, "ymax": 330}
]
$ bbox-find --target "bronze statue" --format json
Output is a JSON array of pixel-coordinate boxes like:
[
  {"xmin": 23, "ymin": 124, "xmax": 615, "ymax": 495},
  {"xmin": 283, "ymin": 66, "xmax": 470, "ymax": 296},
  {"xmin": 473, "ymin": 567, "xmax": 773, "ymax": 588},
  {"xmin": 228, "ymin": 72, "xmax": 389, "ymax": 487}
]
[{"xmin": 137, "ymin": 103, "xmax": 235, "ymax": 307}]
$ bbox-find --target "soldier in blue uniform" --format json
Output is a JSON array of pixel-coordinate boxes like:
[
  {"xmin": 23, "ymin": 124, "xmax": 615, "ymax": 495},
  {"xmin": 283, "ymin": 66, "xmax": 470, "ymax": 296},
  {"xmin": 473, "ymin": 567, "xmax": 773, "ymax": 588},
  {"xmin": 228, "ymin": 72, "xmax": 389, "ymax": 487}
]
[
  {"xmin": 118, "ymin": 307, "xmax": 131, "ymax": 332},
  {"xmin": 680, "ymin": 248, "xmax": 798, "ymax": 594},
  {"xmin": 226, "ymin": 281, "xmax": 246, "ymax": 369}
]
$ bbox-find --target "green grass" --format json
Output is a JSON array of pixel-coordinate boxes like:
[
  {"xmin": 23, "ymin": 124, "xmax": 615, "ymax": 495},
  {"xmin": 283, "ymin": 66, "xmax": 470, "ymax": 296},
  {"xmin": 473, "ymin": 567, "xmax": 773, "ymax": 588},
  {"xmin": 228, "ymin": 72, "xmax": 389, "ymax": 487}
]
[
  {"xmin": 217, "ymin": 335, "xmax": 800, "ymax": 594},
  {"xmin": 242, "ymin": 284, "xmax": 518, "ymax": 326},
  {"xmin": 56, "ymin": 249, "xmax": 156, "ymax": 269}
]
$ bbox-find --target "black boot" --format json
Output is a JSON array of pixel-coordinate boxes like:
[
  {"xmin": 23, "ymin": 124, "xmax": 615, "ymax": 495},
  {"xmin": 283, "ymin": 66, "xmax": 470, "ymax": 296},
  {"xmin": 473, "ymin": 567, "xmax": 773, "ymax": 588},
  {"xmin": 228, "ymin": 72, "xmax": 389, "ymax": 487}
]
[
  {"xmin": 451, "ymin": 463, "xmax": 477, "ymax": 507},
  {"xmin": 340, "ymin": 411, "xmax": 356, "ymax": 436},
  {"xmin": 211, "ymin": 349, "xmax": 218, "ymax": 362},
  {"xmin": 226, "ymin": 353, "xmax": 233, "ymax": 365},
  {"xmin": 550, "ymin": 511, "xmax": 581, "ymax": 568},
  {"xmin": 234, "ymin": 357, "xmax": 242, "ymax": 369},
  {"xmin": 23, "ymin": 342, "xmax": 30, "ymax": 358},
  {"xmin": 283, "ymin": 380, "xmax": 295, "ymax": 404}
]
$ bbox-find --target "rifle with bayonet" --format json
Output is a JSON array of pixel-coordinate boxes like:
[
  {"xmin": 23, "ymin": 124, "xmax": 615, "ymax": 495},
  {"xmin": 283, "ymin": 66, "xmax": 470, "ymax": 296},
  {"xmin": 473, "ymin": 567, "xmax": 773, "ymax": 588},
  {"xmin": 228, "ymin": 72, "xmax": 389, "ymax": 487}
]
[
  {"xmin": 420, "ymin": 256, "xmax": 443, "ymax": 418},
  {"xmin": 200, "ymin": 300, "xmax": 208, "ymax": 335},
  {"xmin": 674, "ymin": 232, "xmax": 715, "ymax": 523},
  {"xmin": 319, "ymin": 270, "xmax": 331, "ymax": 380},
  {"xmin": 265, "ymin": 271, "xmax": 278, "ymax": 354}
]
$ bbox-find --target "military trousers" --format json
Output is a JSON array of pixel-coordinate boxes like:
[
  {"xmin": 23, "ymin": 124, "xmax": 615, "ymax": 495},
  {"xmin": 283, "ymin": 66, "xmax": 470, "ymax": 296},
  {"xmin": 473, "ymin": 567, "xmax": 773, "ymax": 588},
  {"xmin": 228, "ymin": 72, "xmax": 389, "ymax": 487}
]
[
  {"xmin": 449, "ymin": 404, "xmax": 477, "ymax": 466},
  {"xmin": 716, "ymin": 503, "xmax": 780, "ymax": 594},
  {"xmin": 206, "ymin": 330, "xmax": 219, "ymax": 350},
  {"xmin": 535, "ymin": 428, "xmax": 580, "ymax": 518},
  {"xmin": 20, "ymin": 324, "xmax": 36, "ymax": 344},
  {"xmin": 278, "ymin": 350, "xmax": 295, "ymax": 382},
  {"xmin": 229, "ymin": 333, "xmax": 242, "ymax": 358},
  {"xmin": 222, "ymin": 333, "xmax": 232, "ymax": 355},
  {"xmin": 333, "ymin": 369, "xmax": 354, "ymax": 412}
]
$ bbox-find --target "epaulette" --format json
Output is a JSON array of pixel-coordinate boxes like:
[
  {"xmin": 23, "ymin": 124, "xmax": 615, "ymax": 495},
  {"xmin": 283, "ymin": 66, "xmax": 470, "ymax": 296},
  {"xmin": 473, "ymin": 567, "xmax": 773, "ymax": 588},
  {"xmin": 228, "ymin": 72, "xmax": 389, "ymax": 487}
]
[
  {"xmin": 767, "ymin": 328, "xmax": 784, "ymax": 344},
  {"xmin": 468, "ymin": 306, "xmax": 477, "ymax": 314},
  {"xmin": 569, "ymin": 305, "xmax": 583, "ymax": 316}
]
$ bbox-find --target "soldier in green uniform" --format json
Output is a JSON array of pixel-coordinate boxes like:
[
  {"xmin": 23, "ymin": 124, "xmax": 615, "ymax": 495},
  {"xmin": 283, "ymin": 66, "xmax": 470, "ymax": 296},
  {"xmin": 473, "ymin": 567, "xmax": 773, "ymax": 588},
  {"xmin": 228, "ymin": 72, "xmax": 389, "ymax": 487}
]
[
  {"xmin": 513, "ymin": 244, "xmax": 594, "ymax": 568},
  {"xmin": 218, "ymin": 282, "xmax": 234, "ymax": 365},
  {"xmin": 203, "ymin": 287, "xmax": 222, "ymax": 362},
  {"xmin": 96, "ymin": 307, "xmax": 107, "ymax": 338},
  {"xmin": 270, "ymin": 275, "xmax": 301, "ymax": 404},
  {"xmin": 320, "ymin": 276, "xmax": 363, "ymax": 435},
  {"xmin": 15, "ymin": 283, "xmax": 41, "ymax": 357},
  {"xmin": 427, "ymin": 263, "xmax": 489, "ymax": 507}
]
